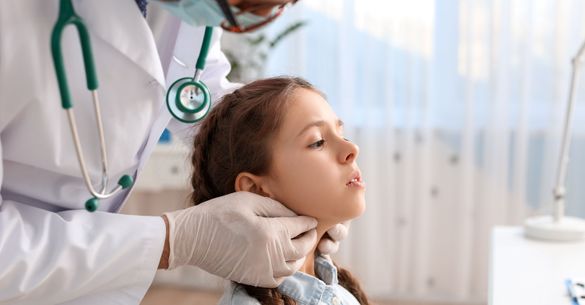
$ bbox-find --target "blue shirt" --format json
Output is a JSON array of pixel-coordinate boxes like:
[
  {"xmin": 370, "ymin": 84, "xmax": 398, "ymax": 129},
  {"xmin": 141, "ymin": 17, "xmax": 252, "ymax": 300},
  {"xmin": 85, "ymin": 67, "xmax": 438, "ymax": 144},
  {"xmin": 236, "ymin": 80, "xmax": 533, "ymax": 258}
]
[{"xmin": 218, "ymin": 256, "xmax": 361, "ymax": 305}]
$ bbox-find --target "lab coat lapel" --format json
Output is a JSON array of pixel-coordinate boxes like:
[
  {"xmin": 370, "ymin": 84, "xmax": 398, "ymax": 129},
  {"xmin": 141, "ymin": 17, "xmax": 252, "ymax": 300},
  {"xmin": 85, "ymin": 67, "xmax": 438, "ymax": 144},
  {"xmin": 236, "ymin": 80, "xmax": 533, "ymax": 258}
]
[{"xmin": 76, "ymin": 0, "xmax": 166, "ymax": 89}]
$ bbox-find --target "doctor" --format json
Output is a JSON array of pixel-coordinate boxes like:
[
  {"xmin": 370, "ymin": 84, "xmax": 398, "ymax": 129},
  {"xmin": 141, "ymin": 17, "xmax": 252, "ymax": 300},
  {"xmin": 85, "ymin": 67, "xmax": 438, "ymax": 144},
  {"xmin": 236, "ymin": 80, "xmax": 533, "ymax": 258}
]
[{"xmin": 0, "ymin": 0, "xmax": 349, "ymax": 304}]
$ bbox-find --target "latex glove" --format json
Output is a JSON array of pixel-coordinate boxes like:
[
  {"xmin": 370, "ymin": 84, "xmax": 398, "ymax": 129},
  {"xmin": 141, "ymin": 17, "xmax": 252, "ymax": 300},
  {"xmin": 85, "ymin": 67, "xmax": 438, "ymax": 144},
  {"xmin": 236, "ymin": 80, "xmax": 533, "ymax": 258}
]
[
  {"xmin": 317, "ymin": 220, "xmax": 351, "ymax": 255},
  {"xmin": 163, "ymin": 191, "xmax": 317, "ymax": 287}
]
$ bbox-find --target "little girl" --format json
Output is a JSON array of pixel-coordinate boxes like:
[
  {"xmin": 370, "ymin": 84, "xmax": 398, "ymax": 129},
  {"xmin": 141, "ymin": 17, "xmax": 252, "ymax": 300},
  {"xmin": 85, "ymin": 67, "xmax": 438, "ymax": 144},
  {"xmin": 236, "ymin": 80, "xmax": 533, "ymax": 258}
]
[{"xmin": 190, "ymin": 77, "xmax": 369, "ymax": 305}]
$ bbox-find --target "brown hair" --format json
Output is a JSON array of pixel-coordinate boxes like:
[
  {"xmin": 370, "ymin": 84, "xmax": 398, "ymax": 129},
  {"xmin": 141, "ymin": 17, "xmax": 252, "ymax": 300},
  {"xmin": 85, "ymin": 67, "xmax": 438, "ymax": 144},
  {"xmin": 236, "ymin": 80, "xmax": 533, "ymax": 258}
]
[{"xmin": 190, "ymin": 76, "xmax": 370, "ymax": 305}]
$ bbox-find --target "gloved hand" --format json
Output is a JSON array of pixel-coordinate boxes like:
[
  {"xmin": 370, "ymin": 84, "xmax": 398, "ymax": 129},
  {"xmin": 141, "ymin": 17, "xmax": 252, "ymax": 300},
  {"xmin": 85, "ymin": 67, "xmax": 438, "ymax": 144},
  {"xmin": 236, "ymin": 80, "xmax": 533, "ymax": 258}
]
[
  {"xmin": 162, "ymin": 191, "xmax": 318, "ymax": 287},
  {"xmin": 317, "ymin": 220, "xmax": 351, "ymax": 255}
]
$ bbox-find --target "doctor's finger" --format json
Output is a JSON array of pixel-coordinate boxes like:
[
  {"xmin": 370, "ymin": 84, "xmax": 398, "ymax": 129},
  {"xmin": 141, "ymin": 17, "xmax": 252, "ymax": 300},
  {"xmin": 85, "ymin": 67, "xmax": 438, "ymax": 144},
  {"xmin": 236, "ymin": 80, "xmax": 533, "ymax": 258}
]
[
  {"xmin": 317, "ymin": 237, "xmax": 340, "ymax": 255},
  {"xmin": 327, "ymin": 221, "xmax": 350, "ymax": 241},
  {"xmin": 252, "ymin": 196, "xmax": 299, "ymax": 218},
  {"xmin": 283, "ymin": 228, "xmax": 317, "ymax": 261},
  {"xmin": 273, "ymin": 256, "xmax": 307, "ymax": 278},
  {"xmin": 284, "ymin": 258, "xmax": 306, "ymax": 277},
  {"xmin": 278, "ymin": 216, "xmax": 318, "ymax": 238}
]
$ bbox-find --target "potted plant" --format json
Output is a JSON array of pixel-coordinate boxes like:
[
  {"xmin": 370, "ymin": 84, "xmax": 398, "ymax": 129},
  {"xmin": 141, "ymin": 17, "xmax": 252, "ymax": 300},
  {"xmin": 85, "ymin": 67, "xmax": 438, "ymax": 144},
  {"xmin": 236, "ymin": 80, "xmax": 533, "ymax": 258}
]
[{"xmin": 221, "ymin": 20, "xmax": 307, "ymax": 83}]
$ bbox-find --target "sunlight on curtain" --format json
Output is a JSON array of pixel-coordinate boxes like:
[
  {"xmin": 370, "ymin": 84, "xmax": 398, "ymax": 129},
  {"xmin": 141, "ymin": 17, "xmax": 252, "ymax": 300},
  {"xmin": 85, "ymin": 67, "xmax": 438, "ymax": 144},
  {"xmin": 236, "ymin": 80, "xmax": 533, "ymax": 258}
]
[{"xmin": 260, "ymin": 0, "xmax": 585, "ymax": 303}]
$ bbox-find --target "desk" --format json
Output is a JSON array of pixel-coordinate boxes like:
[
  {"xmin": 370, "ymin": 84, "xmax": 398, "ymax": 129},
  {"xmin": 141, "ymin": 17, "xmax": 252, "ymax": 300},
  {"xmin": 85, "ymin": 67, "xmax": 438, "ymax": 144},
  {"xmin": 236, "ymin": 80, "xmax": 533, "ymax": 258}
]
[{"xmin": 489, "ymin": 226, "xmax": 585, "ymax": 305}]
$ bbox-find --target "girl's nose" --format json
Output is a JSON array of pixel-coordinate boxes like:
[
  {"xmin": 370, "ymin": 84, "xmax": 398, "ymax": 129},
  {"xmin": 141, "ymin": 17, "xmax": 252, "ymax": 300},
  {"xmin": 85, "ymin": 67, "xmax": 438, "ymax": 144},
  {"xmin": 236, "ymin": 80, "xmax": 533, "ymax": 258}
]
[{"xmin": 340, "ymin": 139, "xmax": 359, "ymax": 163}]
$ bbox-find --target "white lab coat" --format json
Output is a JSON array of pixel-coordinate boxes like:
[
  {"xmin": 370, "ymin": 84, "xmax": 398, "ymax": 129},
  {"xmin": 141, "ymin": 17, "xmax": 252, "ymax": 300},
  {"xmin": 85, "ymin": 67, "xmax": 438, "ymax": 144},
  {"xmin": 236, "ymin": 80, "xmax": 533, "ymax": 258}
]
[{"xmin": 0, "ymin": 0, "xmax": 236, "ymax": 304}]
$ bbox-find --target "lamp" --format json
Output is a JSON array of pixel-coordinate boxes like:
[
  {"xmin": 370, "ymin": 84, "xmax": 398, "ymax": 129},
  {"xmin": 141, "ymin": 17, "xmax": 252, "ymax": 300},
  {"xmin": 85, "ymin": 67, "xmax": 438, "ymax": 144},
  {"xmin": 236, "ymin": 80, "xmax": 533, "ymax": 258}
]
[{"xmin": 524, "ymin": 38, "xmax": 585, "ymax": 242}]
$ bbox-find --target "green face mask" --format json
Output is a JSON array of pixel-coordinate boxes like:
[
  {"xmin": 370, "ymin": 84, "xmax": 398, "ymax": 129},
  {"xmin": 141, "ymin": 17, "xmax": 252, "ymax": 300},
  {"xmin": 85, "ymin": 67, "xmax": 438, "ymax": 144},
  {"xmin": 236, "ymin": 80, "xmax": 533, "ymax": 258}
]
[{"xmin": 155, "ymin": 0, "xmax": 267, "ymax": 28}]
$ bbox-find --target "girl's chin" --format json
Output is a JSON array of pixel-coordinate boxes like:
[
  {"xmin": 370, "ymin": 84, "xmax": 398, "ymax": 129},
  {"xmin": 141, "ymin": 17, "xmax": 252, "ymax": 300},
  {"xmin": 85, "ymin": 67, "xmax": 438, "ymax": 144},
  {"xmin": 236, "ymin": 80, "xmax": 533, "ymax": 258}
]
[{"xmin": 318, "ymin": 207, "xmax": 365, "ymax": 227}]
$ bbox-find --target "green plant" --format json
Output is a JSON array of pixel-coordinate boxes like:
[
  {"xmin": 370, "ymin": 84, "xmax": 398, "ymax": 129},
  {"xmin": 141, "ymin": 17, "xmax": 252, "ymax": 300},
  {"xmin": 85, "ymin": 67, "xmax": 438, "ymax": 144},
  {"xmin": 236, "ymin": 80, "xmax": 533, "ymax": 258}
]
[{"xmin": 222, "ymin": 20, "xmax": 307, "ymax": 82}]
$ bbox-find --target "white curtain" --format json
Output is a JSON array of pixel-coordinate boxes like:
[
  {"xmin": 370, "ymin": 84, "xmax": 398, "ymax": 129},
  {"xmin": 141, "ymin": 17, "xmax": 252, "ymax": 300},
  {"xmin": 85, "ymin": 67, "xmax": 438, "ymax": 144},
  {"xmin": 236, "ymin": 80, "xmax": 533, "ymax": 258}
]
[
  {"xmin": 143, "ymin": 0, "xmax": 585, "ymax": 303},
  {"xmin": 246, "ymin": 0, "xmax": 585, "ymax": 303}
]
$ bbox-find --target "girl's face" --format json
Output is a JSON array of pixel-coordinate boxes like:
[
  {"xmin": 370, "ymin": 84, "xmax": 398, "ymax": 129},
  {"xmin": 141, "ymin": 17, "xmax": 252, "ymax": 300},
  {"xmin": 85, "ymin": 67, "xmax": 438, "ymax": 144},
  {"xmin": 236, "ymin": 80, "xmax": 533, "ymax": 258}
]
[{"xmin": 262, "ymin": 88, "xmax": 366, "ymax": 224}]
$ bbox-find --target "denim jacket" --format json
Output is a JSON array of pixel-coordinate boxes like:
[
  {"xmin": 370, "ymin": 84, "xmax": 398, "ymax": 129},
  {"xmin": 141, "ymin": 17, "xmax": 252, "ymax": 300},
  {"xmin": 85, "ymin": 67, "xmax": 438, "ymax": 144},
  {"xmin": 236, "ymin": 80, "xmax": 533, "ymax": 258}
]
[{"xmin": 218, "ymin": 255, "xmax": 361, "ymax": 305}]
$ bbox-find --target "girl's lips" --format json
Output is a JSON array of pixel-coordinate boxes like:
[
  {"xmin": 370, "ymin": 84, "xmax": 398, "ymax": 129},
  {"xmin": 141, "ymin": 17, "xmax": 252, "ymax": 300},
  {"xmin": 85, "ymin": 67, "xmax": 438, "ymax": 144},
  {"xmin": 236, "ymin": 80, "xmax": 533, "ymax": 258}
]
[
  {"xmin": 347, "ymin": 178, "xmax": 365, "ymax": 188},
  {"xmin": 346, "ymin": 170, "xmax": 365, "ymax": 188}
]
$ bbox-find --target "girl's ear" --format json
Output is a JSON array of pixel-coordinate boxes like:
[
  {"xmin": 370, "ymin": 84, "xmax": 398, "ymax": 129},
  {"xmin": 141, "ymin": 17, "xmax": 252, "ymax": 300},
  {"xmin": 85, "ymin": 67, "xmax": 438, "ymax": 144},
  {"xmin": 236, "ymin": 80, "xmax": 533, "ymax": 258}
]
[{"xmin": 234, "ymin": 172, "xmax": 275, "ymax": 198}]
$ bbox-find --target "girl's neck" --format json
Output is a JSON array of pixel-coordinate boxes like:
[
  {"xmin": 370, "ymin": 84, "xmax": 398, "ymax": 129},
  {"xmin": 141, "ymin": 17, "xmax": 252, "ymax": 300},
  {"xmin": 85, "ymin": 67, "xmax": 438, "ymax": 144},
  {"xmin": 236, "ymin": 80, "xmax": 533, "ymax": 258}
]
[{"xmin": 298, "ymin": 222, "xmax": 333, "ymax": 276}]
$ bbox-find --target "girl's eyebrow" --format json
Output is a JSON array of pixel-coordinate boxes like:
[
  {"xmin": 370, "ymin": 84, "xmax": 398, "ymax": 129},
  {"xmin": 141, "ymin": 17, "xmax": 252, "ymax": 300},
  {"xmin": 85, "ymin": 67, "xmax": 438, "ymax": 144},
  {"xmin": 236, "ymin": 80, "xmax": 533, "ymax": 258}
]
[{"xmin": 297, "ymin": 119, "xmax": 344, "ymax": 137}]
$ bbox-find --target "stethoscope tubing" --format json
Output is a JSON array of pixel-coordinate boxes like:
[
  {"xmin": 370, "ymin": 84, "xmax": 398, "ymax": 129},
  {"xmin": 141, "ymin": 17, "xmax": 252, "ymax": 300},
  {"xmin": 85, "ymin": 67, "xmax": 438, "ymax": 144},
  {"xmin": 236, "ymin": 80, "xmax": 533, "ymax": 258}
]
[
  {"xmin": 52, "ymin": 0, "xmax": 134, "ymax": 211},
  {"xmin": 51, "ymin": 0, "xmax": 214, "ymax": 211},
  {"xmin": 65, "ymin": 92, "xmax": 120, "ymax": 200}
]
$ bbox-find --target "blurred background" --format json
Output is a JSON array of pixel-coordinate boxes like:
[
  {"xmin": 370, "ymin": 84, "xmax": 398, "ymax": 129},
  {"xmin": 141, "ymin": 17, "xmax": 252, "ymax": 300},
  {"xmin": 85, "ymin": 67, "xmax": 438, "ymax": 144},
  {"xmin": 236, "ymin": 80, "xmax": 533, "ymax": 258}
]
[{"xmin": 126, "ymin": 0, "xmax": 585, "ymax": 304}]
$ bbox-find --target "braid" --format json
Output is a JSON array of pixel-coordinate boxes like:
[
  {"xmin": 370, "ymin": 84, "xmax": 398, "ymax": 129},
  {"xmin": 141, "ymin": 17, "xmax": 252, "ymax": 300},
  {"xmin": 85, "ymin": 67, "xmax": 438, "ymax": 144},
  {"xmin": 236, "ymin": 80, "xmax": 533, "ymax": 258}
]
[
  {"xmin": 242, "ymin": 286, "xmax": 296, "ymax": 305},
  {"xmin": 190, "ymin": 96, "xmax": 234, "ymax": 205},
  {"xmin": 336, "ymin": 264, "xmax": 371, "ymax": 305}
]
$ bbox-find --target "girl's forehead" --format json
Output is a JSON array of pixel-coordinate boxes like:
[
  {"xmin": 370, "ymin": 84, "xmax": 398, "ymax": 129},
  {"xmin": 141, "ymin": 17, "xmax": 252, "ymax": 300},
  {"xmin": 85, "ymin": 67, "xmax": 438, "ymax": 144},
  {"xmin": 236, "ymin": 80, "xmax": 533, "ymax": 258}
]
[
  {"xmin": 285, "ymin": 89, "xmax": 334, "ymax": 121},
  {"xmin": 276, "ymin": 90, "xmax": 338, "ymax": 142}
]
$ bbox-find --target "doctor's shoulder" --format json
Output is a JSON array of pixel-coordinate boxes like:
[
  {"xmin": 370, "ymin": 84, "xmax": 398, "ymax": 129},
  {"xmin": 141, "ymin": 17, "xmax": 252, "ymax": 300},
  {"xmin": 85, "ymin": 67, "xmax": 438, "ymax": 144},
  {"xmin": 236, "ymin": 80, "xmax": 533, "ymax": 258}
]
[{"xmin": 217, "ymin": 282, "xmax": 261, "ymax": 305}]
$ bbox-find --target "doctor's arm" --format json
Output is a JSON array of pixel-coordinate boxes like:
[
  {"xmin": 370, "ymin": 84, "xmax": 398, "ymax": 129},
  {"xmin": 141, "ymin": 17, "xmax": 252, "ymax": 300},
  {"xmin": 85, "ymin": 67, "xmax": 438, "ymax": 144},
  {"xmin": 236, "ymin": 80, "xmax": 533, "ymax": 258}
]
[{"xmin": 0, "ymin": 162, "xmax": 166, "ymax": 304}]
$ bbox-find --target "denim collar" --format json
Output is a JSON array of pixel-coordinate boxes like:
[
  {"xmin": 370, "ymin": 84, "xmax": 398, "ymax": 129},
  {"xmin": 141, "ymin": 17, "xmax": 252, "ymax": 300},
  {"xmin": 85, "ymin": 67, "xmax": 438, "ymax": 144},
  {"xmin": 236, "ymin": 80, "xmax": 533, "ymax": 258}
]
[{"xmin": 277, "ymin": 255, "xmax": 339, "ymax": 305}]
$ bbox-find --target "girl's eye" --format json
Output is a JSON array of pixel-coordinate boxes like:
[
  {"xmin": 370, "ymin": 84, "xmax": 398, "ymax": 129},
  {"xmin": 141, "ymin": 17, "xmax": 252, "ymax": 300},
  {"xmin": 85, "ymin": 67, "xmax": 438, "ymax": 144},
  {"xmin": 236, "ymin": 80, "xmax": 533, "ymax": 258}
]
[{"xmin": 308, "ymin": 139, "xmax": 325, "ymax": 149}]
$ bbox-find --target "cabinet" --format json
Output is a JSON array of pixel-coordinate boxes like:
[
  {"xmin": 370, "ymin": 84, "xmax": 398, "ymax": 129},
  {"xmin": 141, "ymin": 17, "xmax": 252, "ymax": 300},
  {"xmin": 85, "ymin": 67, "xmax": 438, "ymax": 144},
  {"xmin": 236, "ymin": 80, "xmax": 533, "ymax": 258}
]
[{"xmin": 134, "ymin": 143, "xmax": 191, "ymax": 191}]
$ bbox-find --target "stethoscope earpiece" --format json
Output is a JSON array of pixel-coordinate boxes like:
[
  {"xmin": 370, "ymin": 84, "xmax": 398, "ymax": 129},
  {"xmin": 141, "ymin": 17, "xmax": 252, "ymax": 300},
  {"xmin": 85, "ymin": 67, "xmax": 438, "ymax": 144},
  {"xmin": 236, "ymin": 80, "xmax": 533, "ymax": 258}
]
[
  {"xmin": 85, "ymin": 198, "xmax": 99, "ymax": 212},
  {"xmin": 83, "ymin": 175, "xmax": 134, "ymax": 212},
  {"xmin": 118, "ymin": 175, "xmax": 134, "ymax": 189}
]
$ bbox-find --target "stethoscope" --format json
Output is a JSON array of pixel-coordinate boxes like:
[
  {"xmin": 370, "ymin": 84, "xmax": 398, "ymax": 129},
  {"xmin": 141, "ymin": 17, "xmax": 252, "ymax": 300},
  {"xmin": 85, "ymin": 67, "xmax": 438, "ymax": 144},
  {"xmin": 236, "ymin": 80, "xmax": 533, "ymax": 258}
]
[{"xmin": 51, "ymin": 0, "xmax": 213, "ymax": 212}]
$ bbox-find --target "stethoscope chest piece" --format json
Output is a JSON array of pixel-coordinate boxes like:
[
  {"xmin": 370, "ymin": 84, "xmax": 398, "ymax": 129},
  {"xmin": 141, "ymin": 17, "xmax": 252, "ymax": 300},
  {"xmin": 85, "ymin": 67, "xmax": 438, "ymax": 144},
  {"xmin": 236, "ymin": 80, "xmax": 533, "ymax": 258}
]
[{"xmin": 166, "ymin": 77, "xmax": 211, "ymax": 123}]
